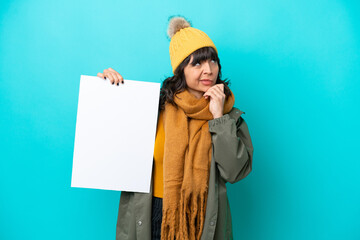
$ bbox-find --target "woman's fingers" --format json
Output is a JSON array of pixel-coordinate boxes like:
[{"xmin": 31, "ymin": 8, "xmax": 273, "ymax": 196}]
[
  {"xmin": 103, "ymin": 70, "xmax": 117, "ymax": 85},
  {"xmin": 100, "ymin": 68, "xmax": 125, "ymax": 86},
  {"xmin": 97, "ymin": 72, "xmax": 105, "ymax": 79},
  {"xmin": 118, "ymin": 73, "xmax": 124, "ymax": 84},
  {"xmin": 212, "ymin": 86, "xmax": 225, "ymax": 98},
  {"xmin": 204, "ymin": 84, "xmax": 225, "ymax": 100},
  {"xmin": 207, "ymin": 88, "xmax": 221, "ymax": 100},
  {"xmin": 107, "ymin": 68, "xmax": 124, "ymax": 84},
  {"xmin": 218, "ymin": 83, "xmax": 224, "ymax": 92},
  {"xmin": 104, "ymin": 70, "xmax": 114, "ymax": 84},
  {"xmin": 203, "ymin": 85, "xmax": 225, "ymax": 118},
  {"xmin": 211, "ymin": 84, "xmax": 224, "ymax": 95},
  {"xmin": 109, "ymin": 72, "xmax": 118, "ymax": 85},
  {"xmin": 114, "ymin": 72, "xmax": 124, "ymax": 84}
]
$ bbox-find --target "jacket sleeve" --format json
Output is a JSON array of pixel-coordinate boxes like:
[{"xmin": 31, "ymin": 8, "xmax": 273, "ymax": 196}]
[{"xmin": 208, "ymin": 113, "xmax": 254, "ymax": 184}]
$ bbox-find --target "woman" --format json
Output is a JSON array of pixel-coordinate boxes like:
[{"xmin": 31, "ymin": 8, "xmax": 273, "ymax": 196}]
[{"xmin": 97, "ymin": 16, "xmax": 254, "ymax": 240}]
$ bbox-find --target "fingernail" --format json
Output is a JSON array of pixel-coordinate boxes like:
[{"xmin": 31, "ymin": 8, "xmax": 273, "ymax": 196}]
[
  {"xmin": 122, "ymin": 80, "xmax": 124, "ymax": 84},
  {"xmin": 104, "ymin": 77, "xmax": 107, "ymax": 80},
  {"xmin": 112, "ymin": 82, "xmax": 114, "ymax": 85},
  {"xmin": 117, "ymin": 82, "xmax": 119, "ymax": 86}
]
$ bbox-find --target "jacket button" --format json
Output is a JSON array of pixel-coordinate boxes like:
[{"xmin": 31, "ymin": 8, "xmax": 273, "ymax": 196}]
[
  {"xmin": 210, "ymin": 221, "xmax": 215, "ymax": 226},
  {"xmin": 137, "ymin": 220, "xmax": 142, "ymax": 226}
]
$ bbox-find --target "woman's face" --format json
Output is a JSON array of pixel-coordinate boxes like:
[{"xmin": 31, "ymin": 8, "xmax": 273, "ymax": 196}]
[{"xmin": 183, "ymin": 54, "xmax": 219, "ymax": 99}]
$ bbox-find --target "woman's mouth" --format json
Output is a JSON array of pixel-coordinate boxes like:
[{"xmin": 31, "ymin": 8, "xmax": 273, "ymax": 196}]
[{"xmin": 200, "ymin": 80, "xmax": 213, "ymax": 86}]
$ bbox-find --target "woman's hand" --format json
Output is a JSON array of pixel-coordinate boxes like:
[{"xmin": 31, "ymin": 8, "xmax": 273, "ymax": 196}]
[
  {"xmin": 97, "ymin": 68, "xmax": 124, "ymax": 86},
  {"xmin": 203, "ymin": 84, "xmax": 225, "ymax": 119}
]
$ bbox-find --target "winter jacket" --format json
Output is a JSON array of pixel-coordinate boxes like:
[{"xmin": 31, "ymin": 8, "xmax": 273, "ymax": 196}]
[{"xmin": 116, "ymin": 107, "xmax": 254, "ymax": 239}]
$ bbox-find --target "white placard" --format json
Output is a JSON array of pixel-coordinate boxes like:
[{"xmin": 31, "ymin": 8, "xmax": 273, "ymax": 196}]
[{"xmin": 71, "ymin": 75, "xmax": 160, "ymax": 193}]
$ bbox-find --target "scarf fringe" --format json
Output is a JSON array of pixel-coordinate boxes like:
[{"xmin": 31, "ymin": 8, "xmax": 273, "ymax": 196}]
[
  {"xmin": 160, "ymin": 189, "xmax": 208, "ymax": 240},
  {"xmin": 161, "ymin": 207, "xmax": 179, "ymax": 239}
]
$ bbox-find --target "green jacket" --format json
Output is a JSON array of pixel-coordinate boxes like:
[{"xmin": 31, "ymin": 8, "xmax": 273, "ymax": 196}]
[{"xmin": 116, "ymin": 107, "xmax": 254, "ymax": 239}]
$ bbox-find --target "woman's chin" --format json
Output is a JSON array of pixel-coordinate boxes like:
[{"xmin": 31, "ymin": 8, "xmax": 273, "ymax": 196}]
[{"xmin": 202, "ymin": 85, "xmax": 214, "ymax": 92}]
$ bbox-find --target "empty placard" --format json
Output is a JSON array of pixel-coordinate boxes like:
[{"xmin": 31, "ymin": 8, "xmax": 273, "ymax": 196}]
[{"xmin": 71, "ymin": 75, "xmax": 160, "ymax": 193}]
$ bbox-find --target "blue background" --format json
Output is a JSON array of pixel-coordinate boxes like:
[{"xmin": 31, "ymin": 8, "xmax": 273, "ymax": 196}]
[{"xmin": 1, "ymin": 0, "xmax": 359, "ymax": 239}]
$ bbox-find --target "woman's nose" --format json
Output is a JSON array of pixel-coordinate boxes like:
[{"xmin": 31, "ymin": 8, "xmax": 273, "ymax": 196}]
[{"xmin": 202, "ymin": 61, "xmax": 212, "ymax": 74}]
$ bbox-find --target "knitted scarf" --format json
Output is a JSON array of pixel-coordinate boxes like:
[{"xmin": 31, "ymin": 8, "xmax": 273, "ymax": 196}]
[{"xmin": 161, "ymin": 88, "xmax": 235, "ymax": 240}]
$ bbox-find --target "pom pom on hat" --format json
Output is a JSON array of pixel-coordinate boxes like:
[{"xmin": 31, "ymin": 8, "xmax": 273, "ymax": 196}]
[{"xmin": 167, "ymin": 16, "xmax": 191, "ymax": 39}]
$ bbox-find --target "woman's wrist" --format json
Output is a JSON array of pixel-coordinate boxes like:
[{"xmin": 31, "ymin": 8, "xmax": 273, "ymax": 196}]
[{"xmin": 213, "ymin": 114, "xmax": 223, "ymax": 119}]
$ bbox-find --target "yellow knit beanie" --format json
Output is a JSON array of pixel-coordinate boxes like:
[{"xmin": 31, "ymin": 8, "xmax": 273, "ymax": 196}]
[{"xmin": 167, "ymin": 16, "xmax": 218, "ymax": 73}]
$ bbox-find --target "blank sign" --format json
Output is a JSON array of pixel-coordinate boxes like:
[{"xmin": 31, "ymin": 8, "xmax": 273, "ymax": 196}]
[{"xmin": 71, "ymin": 75, "xmax": 160, "ymax": 193}]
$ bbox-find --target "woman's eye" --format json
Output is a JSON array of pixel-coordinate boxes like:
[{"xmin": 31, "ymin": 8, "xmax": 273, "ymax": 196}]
[
  {"xmin": 211, "ymin": 59, "xmax": 216, "ymax": 63},
  {"xmin": 195, "ymin": 62, "xmax": 200, "ymax": 66}
]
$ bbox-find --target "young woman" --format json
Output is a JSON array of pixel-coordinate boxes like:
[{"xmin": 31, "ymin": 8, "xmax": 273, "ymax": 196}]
[{"xmin": 97, "ymin": 16, "xmax": 254, "ymax": 240}]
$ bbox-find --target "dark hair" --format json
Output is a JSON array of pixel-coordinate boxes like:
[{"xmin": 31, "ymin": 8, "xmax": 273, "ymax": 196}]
[{"xmin": 159, "ymin": 47, "xmax": 231, "ymax": 111}]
